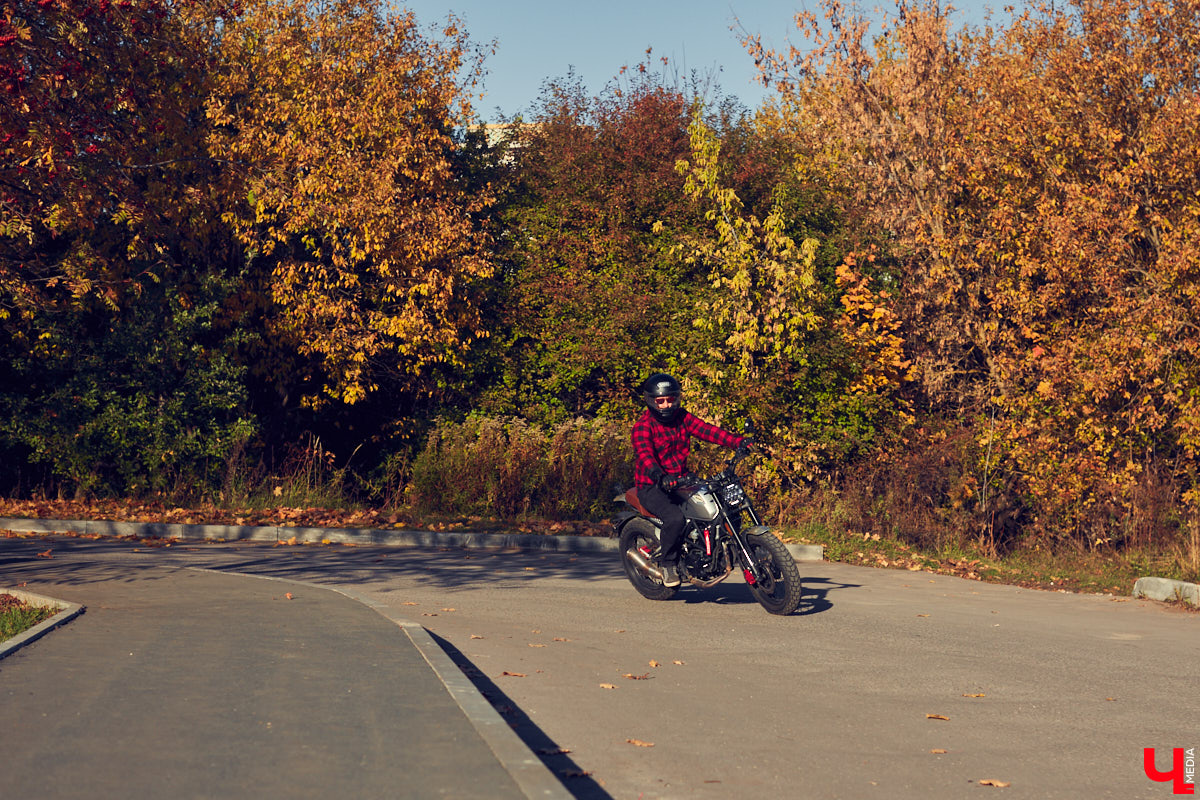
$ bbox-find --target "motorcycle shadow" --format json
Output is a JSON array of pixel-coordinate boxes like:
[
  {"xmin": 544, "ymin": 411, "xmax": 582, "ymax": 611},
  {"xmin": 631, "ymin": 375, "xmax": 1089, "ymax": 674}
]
[{"xmin": 676, "ymin": 576, "xmax": 858, "ymax": 616}]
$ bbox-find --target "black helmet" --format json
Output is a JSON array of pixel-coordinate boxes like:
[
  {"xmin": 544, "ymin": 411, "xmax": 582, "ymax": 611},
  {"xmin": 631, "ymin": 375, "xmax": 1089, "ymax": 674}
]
[{"xmin": 640, "ymin": 372, "xmax": 683, "ymax": 423}]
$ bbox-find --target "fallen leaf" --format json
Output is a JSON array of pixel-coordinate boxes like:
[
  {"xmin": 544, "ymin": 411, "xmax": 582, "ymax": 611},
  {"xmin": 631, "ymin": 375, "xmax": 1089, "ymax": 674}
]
[
  {"xmin": 623, "ymin": 673, "xmax": 651, "ymax": 680},
  {"xmin": 561, "ymin": 770, "xmax": 591, "ymax": 778},
  {"xmin": 470, "ymin": 634, "xmax": 485, "ymax": 639},
  {"xmin": 442, "ymin": 608, "xmax": 456, "ymax": 612},
  {"xmin": 649, "ymin": 660, "xmax": 661, "ymax": 668},
  {"xmin": 422, "ymin": 613, "xmax": 438, "ymax": 617},
  {"xmin": 615, "ymin": 629, "xmax": 626, "ymax": 633},
  {"xmin": 673, "ymin": 660, "xmax": 685, "ymax": 665},
  {"xmin": 626, "ymin": 738, "xmax": 655, "ymax": 747},
  {"xmin": 36, "ymin": 549, "xmax": 53, "ymax": 559},
  {"xmin": 926, "ymin": 714, "xmax": 950, "ymax": 721},
  {"xmin": 402, "ymin": 602, "xmax": 419, "ymax": 606},
  {"xmin": 553, "ymin": 637, "xmax": 570, "ymax": 642},
  {"xmin": 963, "ymin": 693, "xmax": 986, "ymax": 698},
  {"xmin": 599, "ymin": 683, "xmax": 617, "ymax": 690},
  {"xmin": 529, "ymin": 643, "xmax": 546, "ymax": 648},
  {"xmin": 979, "ymin": 779, "xmax": 1011, "ymax": 788},
  {"xmin": 916, "ymin": 613, "xmax": 930, "ymax": 617},
  {"xmin": 501, "ymin": 671, "xmax": 526, "ymax": 678},
  {"xmin": 537, "ymin": 747, "xmax": 572, "ymax": 755},
  {"xmin": 284, "ymin": 592, "xmax": 294, "ymax": 600},
  {"xmin": 930, "ymin": 749, "xmax": 948, "ymax": 754}
]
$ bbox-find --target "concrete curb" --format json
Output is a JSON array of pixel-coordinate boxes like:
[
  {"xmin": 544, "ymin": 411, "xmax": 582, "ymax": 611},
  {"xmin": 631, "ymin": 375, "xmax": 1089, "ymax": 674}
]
[
  {"xmin": 189, "ymin": 568, "xmax": 572, "ymax": 800},
  {"xmin": 1133, "ymin": 576, "xmax": 1200, "ymax": 607},
  {"xmin": 0, "ymin": 516, "xmax": 825, "ymax": 561},
  {"xmin": 0, "ymin": 587, "xmax": 86, "ymax": 661}
]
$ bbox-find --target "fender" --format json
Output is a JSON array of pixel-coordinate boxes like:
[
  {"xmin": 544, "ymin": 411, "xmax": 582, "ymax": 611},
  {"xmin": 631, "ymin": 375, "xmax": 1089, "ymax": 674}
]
[{"xmin": 611, "ymin": 508, "xmax": 639, "ymax": 530}]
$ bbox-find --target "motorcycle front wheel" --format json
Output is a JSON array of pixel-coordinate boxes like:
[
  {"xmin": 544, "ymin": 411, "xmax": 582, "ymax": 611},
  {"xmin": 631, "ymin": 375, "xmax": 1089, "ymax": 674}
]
[
  {"xmin": 744, "ymin": 531, "xmax": 803, "ymax": 615},
  {"xmin": 619, "ymin": 518, "xmax": 678, "ymax": 601}
]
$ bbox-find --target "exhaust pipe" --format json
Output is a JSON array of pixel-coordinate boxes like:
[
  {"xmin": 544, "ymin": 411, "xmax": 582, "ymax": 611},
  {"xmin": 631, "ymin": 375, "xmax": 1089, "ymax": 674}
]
[{"xmin": 626, "ymin": 547, "xmax": 663, "ymax": 580}]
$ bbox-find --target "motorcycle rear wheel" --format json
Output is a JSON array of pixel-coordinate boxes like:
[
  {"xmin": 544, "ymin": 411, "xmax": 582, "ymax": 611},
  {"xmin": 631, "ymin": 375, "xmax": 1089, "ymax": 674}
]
[
  {"xmin": 619, "ymin": 518, "xmax": 678, "ymax": 601},
  {"xmin": 744, "ymin": 531, "xmax": 803, "ymax": 615}
]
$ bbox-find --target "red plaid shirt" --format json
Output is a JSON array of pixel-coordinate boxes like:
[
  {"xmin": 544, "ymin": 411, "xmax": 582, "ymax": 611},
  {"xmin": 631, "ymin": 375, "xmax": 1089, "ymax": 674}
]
[{"xmin": 631, "ymin": 409, "xmax": 744, "ymax": 487}]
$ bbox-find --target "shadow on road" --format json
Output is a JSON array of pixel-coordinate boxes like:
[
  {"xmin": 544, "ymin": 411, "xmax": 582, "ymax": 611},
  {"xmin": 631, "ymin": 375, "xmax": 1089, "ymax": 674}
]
[
  {"xmin": 0, "ymin": 535, "xmax": 627, "ymax": 591},
  {"xmin": 428, "ymin": 630, "xmax": 614, "ymax": 800},
  {"xmin": 673, "ymin": 573, "xmax": 860, "ymax": 616},
  {"xmin": 2, "ymin": 536, "xmax": 863, "ymax": 621}
]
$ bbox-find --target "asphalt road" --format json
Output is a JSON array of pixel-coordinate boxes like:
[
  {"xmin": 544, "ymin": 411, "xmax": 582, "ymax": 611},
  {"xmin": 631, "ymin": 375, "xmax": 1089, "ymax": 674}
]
[{"xmin": 5, "ymin": 535, "xmax": 1197, "ymax": 799}]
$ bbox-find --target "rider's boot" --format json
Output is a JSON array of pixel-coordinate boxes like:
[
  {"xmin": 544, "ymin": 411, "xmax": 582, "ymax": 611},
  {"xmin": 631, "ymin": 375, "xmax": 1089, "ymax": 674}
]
[{"xmin": 659, "ymin": 560, "xmax": 681, "ymax": 587}]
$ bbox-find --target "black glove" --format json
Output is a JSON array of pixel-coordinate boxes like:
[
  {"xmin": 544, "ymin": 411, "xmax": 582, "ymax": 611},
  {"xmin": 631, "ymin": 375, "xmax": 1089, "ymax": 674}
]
[
  {"xmin": 736, "ymin": 440, "xmax": 754, "ymax": 457},
  {"xmin": 658, "ymin": 473, "xmax": 684, "ymax": 492}
]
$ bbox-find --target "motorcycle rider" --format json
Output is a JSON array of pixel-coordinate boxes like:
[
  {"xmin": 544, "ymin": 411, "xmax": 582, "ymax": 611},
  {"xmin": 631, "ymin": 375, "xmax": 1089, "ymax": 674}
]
[{"xmin": 632, "ymin": 372, "xmax": 748, "ymax": 587}]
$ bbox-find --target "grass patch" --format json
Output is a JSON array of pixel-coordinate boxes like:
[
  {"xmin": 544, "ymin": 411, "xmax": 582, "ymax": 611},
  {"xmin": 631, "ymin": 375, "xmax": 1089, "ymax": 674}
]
[
  {"xmin": 782, "ymin": 524, "xmax": 1161, "ymax": 596},
  {"xmin": 0, "ymin": 594, "xmax": 55, "ymax": 642}
]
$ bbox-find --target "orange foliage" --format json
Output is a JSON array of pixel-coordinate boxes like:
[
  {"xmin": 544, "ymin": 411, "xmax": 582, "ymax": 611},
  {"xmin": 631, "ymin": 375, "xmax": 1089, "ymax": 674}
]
[{"xmin": 751, "ymin": 0, "xmax": 1200, "ymax": 540}]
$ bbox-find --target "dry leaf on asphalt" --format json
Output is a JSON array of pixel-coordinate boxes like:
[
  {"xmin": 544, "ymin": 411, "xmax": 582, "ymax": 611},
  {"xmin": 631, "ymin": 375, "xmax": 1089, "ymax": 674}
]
[
  {"xmin": 626, "ymin": 739, "xmax": 655, "ymax": 747},
  {"xmin": 501, "ymin": 671, "xmax": 526, "ymax": 677},
  {"xmin": 36, "ymin": 549, "xmax": 52, "ymax": 559},
  {"xmin": 926, "ymin": 714, "xmax": 950, "ymax": 721},
  {"xmin": 649, "ymin": 660, "xmax": 661, "ymax": 667},
  {"xmin": 537, "ymin": 747, "xmax": 572, "ymax": 755},
  {"xmin": 673, "ymin": 660, "xmax": 685, "ymax": 665},
  {"xmin": 963, "ymin": 693, "xmax": 986, "ymax": 698},
  {"xmin": 623, "ymin": 673, "xmax": 651, "ymax": 680},
  {"xmin": 442, "ymin": 608, "xmax": 456, "ymax": 612},
  {"xmin": 979, "ymin": 779, "xmax": 1011, "ymax": 788},
  {"xmin": 529, "ymin": 643, "xmax": 546, "ymax": 648},
  {"xmin": 470, "ymin": 634, "xmax": 484, "ymax": 639},
  {"xmin": 553, "ymin": 637, "xmax": 570, "ymax": 642},
  {"xmin": 599, "ymin": 683, "xmax": 617, "ymax": 690},
  {"xmin": 284, "ymin": 592, "xmax": 294, "ymax": 600},
  {"xmin": 930, "ymin": 749, "xmax": 948, "ymax": 754}
]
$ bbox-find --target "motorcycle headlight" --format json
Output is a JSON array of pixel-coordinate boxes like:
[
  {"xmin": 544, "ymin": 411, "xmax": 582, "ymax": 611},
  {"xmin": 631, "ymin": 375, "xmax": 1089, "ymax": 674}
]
[{"xmin": 719, "ymin": 482, "xmax": 746, "ymax": 508}]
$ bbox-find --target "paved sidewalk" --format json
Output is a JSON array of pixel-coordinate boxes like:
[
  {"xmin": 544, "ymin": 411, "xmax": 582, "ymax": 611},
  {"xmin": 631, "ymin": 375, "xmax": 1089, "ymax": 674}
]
[{"xmin": 0, "ymin": 544, "xmax": 567, "ymax": 799}]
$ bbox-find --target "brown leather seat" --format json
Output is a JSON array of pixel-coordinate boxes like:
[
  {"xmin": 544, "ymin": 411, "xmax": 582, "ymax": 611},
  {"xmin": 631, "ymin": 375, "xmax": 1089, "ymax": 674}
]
[{"xmin": 624, "ymin": 488, "xmax": 657, "ymax": 520}]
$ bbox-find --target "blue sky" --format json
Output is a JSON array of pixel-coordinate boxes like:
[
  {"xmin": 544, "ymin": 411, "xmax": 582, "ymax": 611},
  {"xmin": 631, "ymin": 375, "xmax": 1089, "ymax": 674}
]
[{"xmin": 399, "ymin": 1, "xmax": 1023, "ymax": 121}]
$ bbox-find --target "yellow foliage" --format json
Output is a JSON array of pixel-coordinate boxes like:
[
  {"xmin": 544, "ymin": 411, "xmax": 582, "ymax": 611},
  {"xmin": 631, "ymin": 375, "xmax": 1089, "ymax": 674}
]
[{"xmin": 205, "ymin": 0, "xmax": 493, "ymax": 406}]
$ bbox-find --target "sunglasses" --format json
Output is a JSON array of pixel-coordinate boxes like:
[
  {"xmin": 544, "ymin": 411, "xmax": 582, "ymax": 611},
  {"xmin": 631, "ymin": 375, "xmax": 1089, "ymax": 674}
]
[{"xmin": 653, "ymin": 395, "xmax": 679, "ymax": 407}]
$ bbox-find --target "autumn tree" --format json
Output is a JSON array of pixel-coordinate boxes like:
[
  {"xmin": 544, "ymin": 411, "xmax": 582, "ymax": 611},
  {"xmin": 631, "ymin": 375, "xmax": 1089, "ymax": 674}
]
[
  {"xmin": 205, "ymin": 0, "xmax": 494, "ymax": 408},
  {"xmin": 0, "ymin": 0, "xmax": 227, "ymax": 312},
  {"xmin": 750, "ymin": 0, "xmax": 1200, "ymax": 546},
  {"xmin": 674, "ymin": 111, "xmax": 909, "ymax": 489},
  {"xmin": 0, "ymin": 0, "xmax": 256, "ymax": 497},
  {"xmin": 478, "ymin": 65, "xmax": 707, "ymax": 423},
  {"xmin": 0, "ymin": 0, "xmax": 498, "ymax": 496}
]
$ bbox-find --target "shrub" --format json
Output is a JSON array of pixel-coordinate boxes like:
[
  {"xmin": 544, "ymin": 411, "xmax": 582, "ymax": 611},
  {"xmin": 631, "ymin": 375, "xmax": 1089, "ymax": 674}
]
[{"xmin": 408, "ymin": 415, "xmax": 631, "ymax": 520}]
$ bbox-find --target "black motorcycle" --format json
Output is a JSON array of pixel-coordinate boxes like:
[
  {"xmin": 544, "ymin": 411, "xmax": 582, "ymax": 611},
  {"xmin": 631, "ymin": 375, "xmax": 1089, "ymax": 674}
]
[{"xmin": 612, "ymin": 440, "xmax": 803, "ymax": 616}]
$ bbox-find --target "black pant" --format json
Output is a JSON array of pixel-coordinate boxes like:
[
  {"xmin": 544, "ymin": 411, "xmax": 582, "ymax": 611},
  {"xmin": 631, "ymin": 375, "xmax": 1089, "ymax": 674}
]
[{"xmin": 637, "ymin": 484, "xmax": 686, "ymax": 564}]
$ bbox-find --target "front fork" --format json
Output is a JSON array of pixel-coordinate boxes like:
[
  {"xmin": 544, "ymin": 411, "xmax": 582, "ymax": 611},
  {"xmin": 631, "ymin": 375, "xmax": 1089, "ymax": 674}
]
[{"xmin": 727, "ymin": 503, "xmax": 768, "ymax": 585}]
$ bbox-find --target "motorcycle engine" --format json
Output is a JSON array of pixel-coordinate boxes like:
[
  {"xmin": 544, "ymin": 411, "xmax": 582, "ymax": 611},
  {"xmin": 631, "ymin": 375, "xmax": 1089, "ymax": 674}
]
[{"xmin": 683, "ymin": 524, "xmax": 721, "ymax": 575}]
